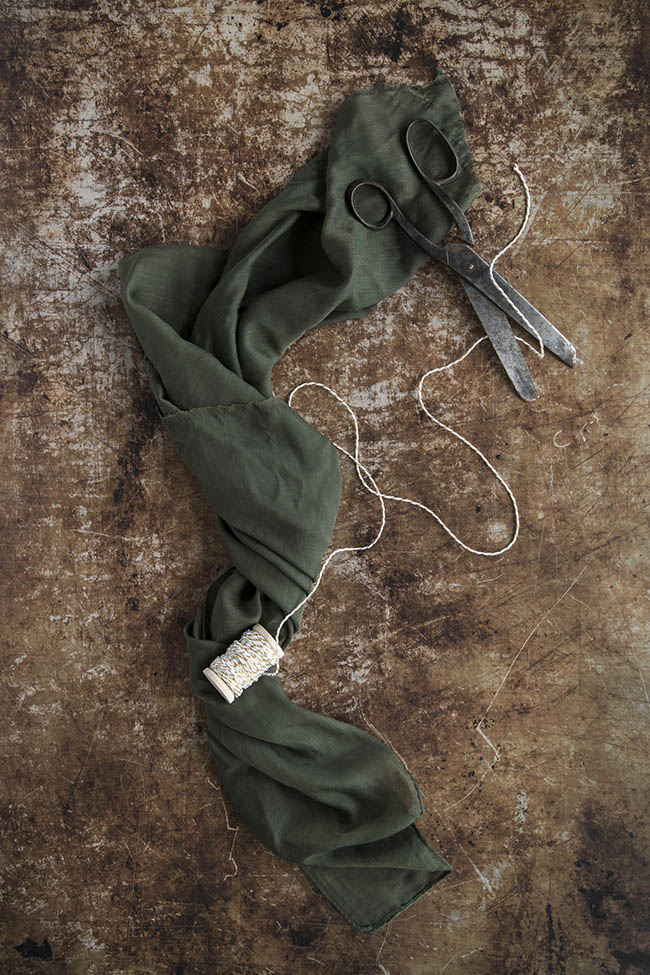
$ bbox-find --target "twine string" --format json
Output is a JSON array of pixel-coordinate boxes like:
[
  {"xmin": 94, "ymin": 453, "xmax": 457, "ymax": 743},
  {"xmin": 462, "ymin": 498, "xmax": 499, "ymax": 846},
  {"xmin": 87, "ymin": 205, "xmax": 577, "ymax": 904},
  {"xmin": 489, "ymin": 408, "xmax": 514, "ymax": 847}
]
[
  {"xmin": 274, "ymin": 165, "xmax": 536, "ymax": 649},
  {"xmin": 207, "ymin": 165, "xmax": 539, "ymax": 697}
]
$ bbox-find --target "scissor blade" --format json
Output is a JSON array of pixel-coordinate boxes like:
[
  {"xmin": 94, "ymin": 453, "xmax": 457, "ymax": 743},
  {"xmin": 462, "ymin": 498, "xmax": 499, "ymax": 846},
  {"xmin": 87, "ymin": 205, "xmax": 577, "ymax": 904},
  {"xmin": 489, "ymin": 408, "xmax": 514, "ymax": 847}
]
[
  {"xmin": 446, "ymin": 244, "xmax": 577, "ymax": 367},
  {"xmin": 462, "ymin": 280, "xmax": 538, "ymax": 401},
  {"xmin": 487, "ymin": 269, "xmax": 577, "ymax": 367}
]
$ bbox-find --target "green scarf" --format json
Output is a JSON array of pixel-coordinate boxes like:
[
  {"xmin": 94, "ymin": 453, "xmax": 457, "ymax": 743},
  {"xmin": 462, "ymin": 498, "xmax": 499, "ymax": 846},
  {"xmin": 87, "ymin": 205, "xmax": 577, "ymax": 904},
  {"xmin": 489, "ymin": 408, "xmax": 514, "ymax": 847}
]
[{"xmin": 119, "ymin": 73, "xmax": 480, "ymax": 932}]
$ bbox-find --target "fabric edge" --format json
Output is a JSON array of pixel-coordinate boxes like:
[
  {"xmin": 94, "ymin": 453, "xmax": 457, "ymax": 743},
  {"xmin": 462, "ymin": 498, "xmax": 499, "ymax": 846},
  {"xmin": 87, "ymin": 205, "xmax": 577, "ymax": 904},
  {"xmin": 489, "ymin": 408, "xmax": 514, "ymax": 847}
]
[{"xmin": 302, "ymin": 824, "xmax": 453, "ymax": 934}]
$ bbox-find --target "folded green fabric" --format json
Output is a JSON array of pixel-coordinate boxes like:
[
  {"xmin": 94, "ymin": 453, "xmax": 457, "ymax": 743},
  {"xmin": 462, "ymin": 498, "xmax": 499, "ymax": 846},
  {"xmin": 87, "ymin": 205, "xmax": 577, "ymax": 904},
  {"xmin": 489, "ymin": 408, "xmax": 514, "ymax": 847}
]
[{"xmin": 119, "ymin": 73, "xmax": 480, "ymax": 932}]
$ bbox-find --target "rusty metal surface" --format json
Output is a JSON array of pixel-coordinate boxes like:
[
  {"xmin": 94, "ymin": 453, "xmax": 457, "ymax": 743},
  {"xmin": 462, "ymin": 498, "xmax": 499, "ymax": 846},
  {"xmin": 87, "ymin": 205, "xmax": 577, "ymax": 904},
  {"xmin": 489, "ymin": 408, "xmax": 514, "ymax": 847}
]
[{"xmin": 1, "ymin": 1, "xmax": 649, "ymax": 972}]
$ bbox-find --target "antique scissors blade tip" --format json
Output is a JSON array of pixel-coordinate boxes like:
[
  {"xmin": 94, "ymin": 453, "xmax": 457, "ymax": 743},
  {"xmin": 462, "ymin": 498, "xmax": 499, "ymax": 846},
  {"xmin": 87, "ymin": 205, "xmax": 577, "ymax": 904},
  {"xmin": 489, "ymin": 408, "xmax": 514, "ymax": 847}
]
[
  {"xmin": 551, "ymin": 341, "xmax": 577, "ymax": 368},
  {"xmin": 462, "ymin": 281, "xmax": 539, "ymax": 401},
  {"xmin": 511, "ymin": 372, "xmax": 539, "ymax": 402}
]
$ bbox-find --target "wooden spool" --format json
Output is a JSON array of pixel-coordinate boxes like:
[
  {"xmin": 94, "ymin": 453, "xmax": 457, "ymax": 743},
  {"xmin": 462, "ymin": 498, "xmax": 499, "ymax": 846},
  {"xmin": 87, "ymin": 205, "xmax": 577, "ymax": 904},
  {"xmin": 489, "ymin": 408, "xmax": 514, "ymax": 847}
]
[{"xmin": 202, "ymin": 623, "xmax": 283, "ymax": 703}]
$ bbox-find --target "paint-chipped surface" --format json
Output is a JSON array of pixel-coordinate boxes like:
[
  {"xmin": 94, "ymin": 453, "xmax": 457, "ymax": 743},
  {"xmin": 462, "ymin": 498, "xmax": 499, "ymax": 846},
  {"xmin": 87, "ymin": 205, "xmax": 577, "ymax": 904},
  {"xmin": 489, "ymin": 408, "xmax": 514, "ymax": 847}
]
[{"xmin": 2, "ymin": 1, "xmax": 649, "ymax": 972}]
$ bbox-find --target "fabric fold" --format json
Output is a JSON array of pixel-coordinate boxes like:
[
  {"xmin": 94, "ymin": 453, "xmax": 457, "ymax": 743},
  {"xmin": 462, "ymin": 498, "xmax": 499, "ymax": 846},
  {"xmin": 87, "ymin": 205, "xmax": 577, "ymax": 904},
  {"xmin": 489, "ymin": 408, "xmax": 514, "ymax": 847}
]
[{"xmin": 119, "ymin": 73, "xmax": 480, "ymax": 932}]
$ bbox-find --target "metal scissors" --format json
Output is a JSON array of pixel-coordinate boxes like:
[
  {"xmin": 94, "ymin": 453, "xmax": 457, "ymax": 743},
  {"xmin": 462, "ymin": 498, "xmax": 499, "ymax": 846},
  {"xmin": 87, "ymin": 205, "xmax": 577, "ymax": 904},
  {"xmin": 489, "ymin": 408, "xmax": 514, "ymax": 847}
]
[{"xmin": 347, "ymin": 118, "xmax": 576, "ymax": 401}]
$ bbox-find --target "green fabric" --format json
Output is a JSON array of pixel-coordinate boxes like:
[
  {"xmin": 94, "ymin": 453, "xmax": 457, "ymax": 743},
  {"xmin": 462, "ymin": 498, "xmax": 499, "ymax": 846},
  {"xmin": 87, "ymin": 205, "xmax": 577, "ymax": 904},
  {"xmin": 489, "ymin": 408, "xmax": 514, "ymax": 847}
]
[{"xmin": 118, "ymin": 74, "xmax": 480, "ymax": 932}]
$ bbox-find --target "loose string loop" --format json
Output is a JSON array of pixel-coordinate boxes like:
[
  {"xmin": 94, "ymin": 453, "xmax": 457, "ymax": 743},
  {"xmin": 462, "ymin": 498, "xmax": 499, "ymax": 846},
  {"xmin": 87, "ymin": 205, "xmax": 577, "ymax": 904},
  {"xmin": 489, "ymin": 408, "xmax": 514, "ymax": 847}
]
[
  {"xmin": 204, "ymin": 166, "xmax": 540, "ymax": 700},
  {"xmin": 274, "ymin": 165, "xmax": 537, "ymax": 649},
  {"xmin": 488, "ymin": 165, "xmax": 543, "ymax": 358},
  {"xmin": 272, "ymin": 382, "xmax": 388, "ymax": 662}
]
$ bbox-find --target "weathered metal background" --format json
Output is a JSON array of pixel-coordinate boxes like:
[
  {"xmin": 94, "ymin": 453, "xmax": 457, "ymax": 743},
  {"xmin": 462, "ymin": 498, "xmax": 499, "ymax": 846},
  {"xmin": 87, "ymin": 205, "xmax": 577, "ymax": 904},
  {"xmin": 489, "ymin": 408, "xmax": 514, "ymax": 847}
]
[{"xmin": 2, "ymin": 1, "xmax": 649, "ymax": 972}]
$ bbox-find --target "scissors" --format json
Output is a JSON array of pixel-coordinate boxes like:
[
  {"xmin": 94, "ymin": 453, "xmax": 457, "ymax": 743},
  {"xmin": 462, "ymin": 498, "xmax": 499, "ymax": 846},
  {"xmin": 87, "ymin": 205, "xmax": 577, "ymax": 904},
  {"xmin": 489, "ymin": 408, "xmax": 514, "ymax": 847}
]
[{"xmin": 347, "ymin": 118, "xmax": 576, "ymax": 401}]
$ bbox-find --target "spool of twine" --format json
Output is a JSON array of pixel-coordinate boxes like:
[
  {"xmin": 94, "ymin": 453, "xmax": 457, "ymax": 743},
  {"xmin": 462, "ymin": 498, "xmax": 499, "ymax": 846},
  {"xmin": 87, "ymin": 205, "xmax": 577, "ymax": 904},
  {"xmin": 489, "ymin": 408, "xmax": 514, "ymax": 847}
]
[{"xmin": 203, "ymin": 623, "xmax": 284, "ymax": 703}]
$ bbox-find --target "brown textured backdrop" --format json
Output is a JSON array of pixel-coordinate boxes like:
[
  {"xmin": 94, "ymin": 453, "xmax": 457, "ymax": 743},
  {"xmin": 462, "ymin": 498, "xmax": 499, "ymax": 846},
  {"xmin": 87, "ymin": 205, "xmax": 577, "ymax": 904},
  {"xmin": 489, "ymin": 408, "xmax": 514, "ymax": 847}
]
[{"xmin": 1, "ymin": 1, "xmax": 649, "ymax": 973}]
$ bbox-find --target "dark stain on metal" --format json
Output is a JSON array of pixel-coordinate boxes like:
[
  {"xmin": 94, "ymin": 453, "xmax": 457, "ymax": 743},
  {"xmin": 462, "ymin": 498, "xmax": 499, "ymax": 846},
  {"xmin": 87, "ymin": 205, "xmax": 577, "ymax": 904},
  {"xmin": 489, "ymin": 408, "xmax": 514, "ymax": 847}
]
[
  {"xmin": 14, "ymin": 937, "xmax": 52, "ymax": 960},
  {"xmin": 613, "ymin": 948, "xmax": 650, "ymax": 975},
  {"xmin": 546, "ymin": 903, "xmax": 567, "ymax": 975},
  {"xmin": 111, "ymin": 390, "xmax": 159, "ymax": 529},
  {"xmin": 319, "ymin": 0, "xmax": 345, "ymax": 23}
]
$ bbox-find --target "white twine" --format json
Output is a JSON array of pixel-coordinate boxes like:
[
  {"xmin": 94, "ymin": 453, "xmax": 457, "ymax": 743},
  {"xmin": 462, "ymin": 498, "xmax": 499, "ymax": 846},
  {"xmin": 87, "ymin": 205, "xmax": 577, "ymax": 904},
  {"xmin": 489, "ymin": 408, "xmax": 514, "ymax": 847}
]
[
  {"xmin": 488, "ymin": 165, "xmax": 543, "ymax": 358},
  {"xmin": 272, "ymin": 165, "xmax": 537, "ymax": 649},
  {"xmin": 205, "ymin": 165, "xmax": 538, "ymax": 698}
]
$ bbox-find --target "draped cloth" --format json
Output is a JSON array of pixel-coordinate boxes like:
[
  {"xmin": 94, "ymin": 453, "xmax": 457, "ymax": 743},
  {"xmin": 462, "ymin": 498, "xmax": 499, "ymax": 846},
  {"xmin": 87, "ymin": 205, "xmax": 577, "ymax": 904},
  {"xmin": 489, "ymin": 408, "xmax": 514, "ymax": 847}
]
[{"xmin": 119, "ymin": 74, "xmax": 481, "ymax": 932}]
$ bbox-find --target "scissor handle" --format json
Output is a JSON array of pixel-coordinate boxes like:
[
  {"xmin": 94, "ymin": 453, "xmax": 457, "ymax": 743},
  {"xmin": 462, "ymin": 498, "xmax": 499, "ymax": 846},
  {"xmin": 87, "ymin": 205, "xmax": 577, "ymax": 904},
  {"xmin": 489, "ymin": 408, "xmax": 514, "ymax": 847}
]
[
  {"xmin": 405, "ymin": 118, "xmax": 462, "ymax": 186},
  {"xmin": 347, "ymin": 177, "xmax": 447, "ymax": 262},
  {"xmin": 347, "ymin": 179, "xmax": 399, "ymax": 230},
  {"xmin": 405, "ymin": 118, "xmax": 473, "ymax": 245}
]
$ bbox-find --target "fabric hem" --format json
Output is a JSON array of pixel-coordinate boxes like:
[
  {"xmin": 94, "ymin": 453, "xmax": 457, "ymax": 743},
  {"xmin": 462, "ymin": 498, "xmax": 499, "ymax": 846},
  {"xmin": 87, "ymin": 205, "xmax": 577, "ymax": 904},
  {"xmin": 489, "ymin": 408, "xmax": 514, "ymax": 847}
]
[
  {"xmin": 303, "ymin": 860, "xmax": 451, "ymax": 932},
  {"xmin": 302, "ymin": 825, "xmax": 452, "ymax": 934}
]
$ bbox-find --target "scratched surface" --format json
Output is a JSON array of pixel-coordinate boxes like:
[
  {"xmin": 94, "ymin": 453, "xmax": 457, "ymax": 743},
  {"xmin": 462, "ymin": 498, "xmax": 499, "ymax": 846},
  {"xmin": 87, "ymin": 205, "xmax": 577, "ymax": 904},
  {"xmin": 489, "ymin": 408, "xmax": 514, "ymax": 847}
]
[{"xmin": 1, "ymin": 1, "xmax": 649, "ymax": 973}]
